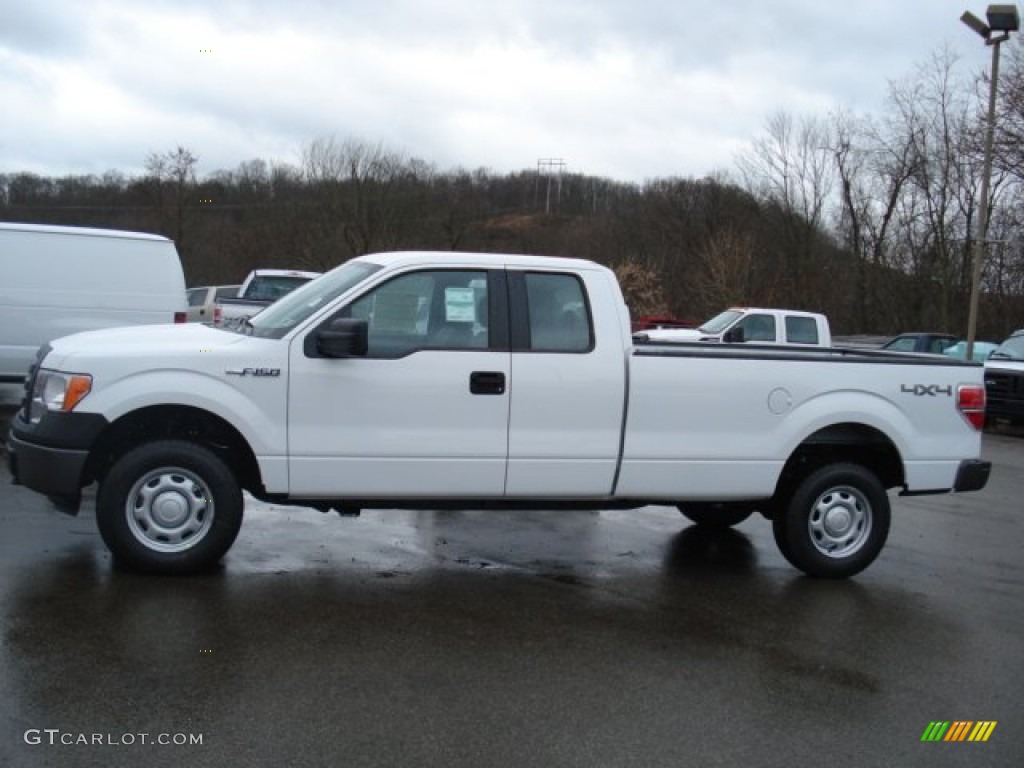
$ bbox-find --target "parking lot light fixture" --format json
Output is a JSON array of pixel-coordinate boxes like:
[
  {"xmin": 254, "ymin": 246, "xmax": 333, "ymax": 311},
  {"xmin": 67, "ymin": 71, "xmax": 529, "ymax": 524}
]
[
  {"xmin": 987, "ymin": 4, "xmax": 1021, "ymax": 32},
  {"xmin": 962, "ymin": 4, "xmax": 1018, "ymax": 361}
]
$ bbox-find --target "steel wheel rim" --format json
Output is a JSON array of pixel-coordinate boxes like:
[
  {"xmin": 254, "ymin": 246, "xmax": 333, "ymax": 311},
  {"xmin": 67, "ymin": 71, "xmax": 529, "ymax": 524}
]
[
  {"xmin": 807, "ymin": 484, "xmax": 872, "ymax": 558},
  {"xmin": 125, "ymin": 466, "xmax": 215, "ymax": 553}
]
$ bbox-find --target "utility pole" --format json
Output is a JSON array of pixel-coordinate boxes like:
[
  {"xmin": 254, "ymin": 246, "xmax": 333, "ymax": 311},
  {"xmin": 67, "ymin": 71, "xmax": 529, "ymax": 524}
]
[
  {"xmin": 536, "ymin": 158, "xmax": 566, "ymax": 214},
  {"xmin": 960, "ymin": 5, "xmax": 1019, "ymax": 358}
]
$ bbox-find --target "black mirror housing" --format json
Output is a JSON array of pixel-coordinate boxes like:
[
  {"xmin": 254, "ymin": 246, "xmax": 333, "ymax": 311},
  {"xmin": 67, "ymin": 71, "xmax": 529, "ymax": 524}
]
[{"xmin": 317, "ymin": 318, "xmax": 369, "ymax": 358}]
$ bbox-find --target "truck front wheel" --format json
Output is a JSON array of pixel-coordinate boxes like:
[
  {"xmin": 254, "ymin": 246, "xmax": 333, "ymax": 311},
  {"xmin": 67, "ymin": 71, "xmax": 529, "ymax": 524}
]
[
  {"xmin": 97, "ymin": 440, "xmax": 243, "ymax": 574},
  {"xmin": 772, "ymin": 463, "xmax": 890, "ymax": 578}
]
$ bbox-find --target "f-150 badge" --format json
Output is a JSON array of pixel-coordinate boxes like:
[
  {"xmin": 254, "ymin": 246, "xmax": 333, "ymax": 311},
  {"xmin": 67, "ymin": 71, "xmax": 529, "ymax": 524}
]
[
  {"xmin": 226, "ymin": 367, "xmax": 281, "ymax": 377},
  {"xmin": 901, "ymin": 384, "xmax": 952, "ymax": 397}
]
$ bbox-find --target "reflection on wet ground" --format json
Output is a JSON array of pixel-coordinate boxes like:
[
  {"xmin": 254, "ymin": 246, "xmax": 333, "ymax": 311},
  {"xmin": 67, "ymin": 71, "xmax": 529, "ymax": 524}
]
[{"xmin": 1, "ymin": 438, "xmax": 1022, "ymax": 767}]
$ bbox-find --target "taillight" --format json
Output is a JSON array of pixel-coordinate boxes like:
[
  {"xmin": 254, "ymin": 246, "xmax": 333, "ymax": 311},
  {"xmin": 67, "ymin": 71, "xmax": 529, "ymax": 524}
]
[
  {"xmin": 957, "ymin": 384, "xmax": 986, "ymax": 431},
  {"xmin": 214, "ymin": 307, "xmax": 222, "ymax": 326},
  {"xmin": 174, "ymin": 311, "xmax": 187, "ymax": 324}
]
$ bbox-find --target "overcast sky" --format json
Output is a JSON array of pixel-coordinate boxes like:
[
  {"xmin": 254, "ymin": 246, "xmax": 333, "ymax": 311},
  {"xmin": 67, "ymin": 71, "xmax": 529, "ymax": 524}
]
[{"xmin": 0, "ymin": 0, "xmax": 1004, "ymax": 183}]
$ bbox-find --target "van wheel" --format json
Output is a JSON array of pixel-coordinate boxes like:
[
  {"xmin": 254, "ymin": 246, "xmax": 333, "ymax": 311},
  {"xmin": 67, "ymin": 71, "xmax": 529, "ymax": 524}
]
[
  {"xmin": 97, "ymin": 440, "xmax": 243, "ymax": 574},
  {"xmin": 678, "ymin": 503, "xmax": 754, "ymax": 528},
  {"xmin": 772, "ymin": 463, "xmax": 889, "ymax": 578}
]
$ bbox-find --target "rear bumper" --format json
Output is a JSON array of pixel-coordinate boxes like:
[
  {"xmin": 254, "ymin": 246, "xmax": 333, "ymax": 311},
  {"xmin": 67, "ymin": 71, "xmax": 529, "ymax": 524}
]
[
  {"xmin": 901, "ymin": 458, "xmax": 991, "ymax": 497},
  {"xmin": 953, "ymin": 459, "xmax": 991, "ymax": 493}
]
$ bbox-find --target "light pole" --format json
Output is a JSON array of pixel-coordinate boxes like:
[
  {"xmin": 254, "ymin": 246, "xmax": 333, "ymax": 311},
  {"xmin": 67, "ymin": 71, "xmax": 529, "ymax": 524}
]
[{"xmin": 961, "ymin": 4, "xmax": 1019, "ymax": 360}]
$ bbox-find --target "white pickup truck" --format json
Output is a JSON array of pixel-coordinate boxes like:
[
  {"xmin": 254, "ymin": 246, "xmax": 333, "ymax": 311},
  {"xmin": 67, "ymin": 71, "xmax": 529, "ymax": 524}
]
[
  {"xmin": 638, "ymin": 307, "xmax": 831, "ymax": 346},
  {"xmin": 8, "ymin": 252, "xmax": 990, "ymax": 578}
]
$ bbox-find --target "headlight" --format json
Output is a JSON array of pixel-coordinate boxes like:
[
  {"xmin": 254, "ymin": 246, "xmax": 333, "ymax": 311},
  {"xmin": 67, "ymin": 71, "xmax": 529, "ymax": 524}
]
[{"xmin": 28, "ymin": 370, "xmax": 93, "ymax": 424}]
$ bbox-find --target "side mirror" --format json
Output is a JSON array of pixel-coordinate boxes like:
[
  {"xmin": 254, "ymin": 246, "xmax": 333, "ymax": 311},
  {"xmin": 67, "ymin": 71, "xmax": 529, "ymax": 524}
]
[
  {"xmin": 722, "ymin": 326, "xmax": 745, "ymax": 344},
  {"xmin": 316, "ymin": 318, "xmax": 368, "ymax": 358}
]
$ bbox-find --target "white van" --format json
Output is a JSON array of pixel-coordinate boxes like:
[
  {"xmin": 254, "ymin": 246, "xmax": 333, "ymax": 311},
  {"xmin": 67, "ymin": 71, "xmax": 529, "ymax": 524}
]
[{"xmin": 0, "ymin": 223, "xmax": 187, "ymax": 383}]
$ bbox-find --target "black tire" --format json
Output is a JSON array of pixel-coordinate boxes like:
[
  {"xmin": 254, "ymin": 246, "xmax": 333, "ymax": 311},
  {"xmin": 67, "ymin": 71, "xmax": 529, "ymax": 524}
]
[
  {"xmin": 97, "ymin": 440, "xmax": 243, "ymax": 574},
  {"xmin": 678, "ymin": 503, "xmax": 755, "ymax": 528},
  {"xmin": 772, "ymin": 462, "xmax": 890, "ymax": 579}
]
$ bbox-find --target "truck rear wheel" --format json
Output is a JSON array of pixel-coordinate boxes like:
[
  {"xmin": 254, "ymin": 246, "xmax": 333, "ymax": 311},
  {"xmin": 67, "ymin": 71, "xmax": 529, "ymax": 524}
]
[
  {"xmin": 772, "ymin": 463, "xmax": 890, "ymax": 578},
  {"xmin": 97, "ymin": 440, "xmax": 243, "ymax": 574},
  {"xmin": 678, "ymin": 503, "xmax": 754, "ymax": 528}
]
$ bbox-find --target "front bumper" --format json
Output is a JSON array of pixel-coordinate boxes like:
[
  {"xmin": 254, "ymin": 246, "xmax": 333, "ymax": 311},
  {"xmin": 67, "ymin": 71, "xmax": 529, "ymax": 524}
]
[{"xmin": 7, "ymin": 409, "xmax": 108, "ymax": 515}]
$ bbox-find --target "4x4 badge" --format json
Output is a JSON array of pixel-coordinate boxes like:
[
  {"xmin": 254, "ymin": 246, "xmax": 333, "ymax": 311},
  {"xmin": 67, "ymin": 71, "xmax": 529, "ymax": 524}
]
[{"xmin": 901, "ymin": 384, "xmax": 952, "ymax": 397}]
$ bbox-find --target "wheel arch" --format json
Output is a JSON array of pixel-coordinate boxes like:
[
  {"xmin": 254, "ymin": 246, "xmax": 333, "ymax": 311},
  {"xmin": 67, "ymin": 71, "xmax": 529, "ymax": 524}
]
[
  {"xmin": 84, "ymin": 405, "xmax": 263, "ymax": 495},
  {"xmin": 774, "ymin": 422, "xmax": 904, "ymax": 504}
]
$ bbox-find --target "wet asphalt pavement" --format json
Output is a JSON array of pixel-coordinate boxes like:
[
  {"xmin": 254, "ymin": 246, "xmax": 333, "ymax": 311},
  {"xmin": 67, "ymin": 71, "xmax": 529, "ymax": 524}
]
[{"xmin": 0, "ymin": 404, "xmax": 1021, "ymax": 767}]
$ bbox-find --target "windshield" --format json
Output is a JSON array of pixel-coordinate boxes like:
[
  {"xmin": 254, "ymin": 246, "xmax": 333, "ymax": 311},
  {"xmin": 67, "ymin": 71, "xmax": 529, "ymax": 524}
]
[
  {"xmin": 699, "ymin": 310, "xmax": 743, "ymax": 334},
  {"xmin": 247, "ymin": 261, "xmax": 382, "ymax": 339},
  {"xmin": 990, "ymin": 333, "xmax": 1024, "ymax": 361}
]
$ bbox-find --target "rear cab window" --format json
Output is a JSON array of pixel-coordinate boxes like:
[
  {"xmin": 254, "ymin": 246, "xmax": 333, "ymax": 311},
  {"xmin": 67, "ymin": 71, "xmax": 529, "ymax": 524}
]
[
  {"xmin": 518, "ymin": 272, "xmax": 593, "ymax": 353},
  {"xmin": 785, "ymin": 316, "xmax": 819, "ymax": 344},
  {"xmin": 215, "ymin": 286, "xmax": 240, "ymax": 301}
]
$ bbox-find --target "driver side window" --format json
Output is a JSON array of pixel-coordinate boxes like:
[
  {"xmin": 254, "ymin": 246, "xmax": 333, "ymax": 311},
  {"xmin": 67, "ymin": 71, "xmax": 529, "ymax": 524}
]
[
  {"xmin": 344, "ymin": 270, "xmax": 489, "ymax": 358},
  {"xmin": 737, "ymin": 314, "xmax": 776, "ymax": 342}
]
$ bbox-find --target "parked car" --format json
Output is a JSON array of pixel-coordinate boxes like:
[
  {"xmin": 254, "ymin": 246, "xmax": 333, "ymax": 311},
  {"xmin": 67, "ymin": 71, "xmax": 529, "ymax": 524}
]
[
  {"xmin": 984, "ymin": 329, "xmax": 1024, "ymax": 424},
  {"xmin": 186, "ymin": 284, "xmax": 241, "ymax": 324},
  {"xmin": 881, "ymin": 333, "xmax": 958, "ymax": 355},
  {"xmin": 215, "ymin": 269, "xmax": 321, "ymax": 328},
  {"xmin": 8, "ymin": 251, "xmax": 989, "ymax": 580},
  {"xmin": 637, "ymin": 307, "xmax": 831, "ymax": 346},
  {"xmin": 942, "ymin": 340, "xmax": 999, "ymax": 362},
  {"xmin": 0, "ymin": 222, "xmax": 187, "ymax": 384}
]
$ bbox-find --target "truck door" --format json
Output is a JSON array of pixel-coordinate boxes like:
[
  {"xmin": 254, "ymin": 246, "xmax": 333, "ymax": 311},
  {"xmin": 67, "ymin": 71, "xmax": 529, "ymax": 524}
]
[
  {"xmin": 504, "ymin": 270, "xmax": 627, "ymax": 496},
  {"xmin": 287, "ymin": 268, "xmax": 510, "ymax": 497}
]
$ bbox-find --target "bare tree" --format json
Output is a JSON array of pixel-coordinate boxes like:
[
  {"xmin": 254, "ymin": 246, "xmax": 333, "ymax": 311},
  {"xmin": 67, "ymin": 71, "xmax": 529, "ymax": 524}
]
[
  {"xmin": 301, "ymin": 136, "xmax": 411, "ymax": 264},
  {"xmin": 829, "ymin": 108, "xmax": 920, "ymax": 331},
  {"xmin": 993, "ymin": 37, "xmax": 1024, "ymax": 181},
  {"xmin": 145, "ymin": 145, "xmax": 199, "ymax": 245},
  {"xmin": 883, "ymin": 49, "xmax": 988, "ymax": 331},
  {"xmin": 736, "ymin": 111, "xmax": 835, "ymax": 298},
  {"xmin": 695, "ymin": 228, "xmax": 769, "ymax": 310}
]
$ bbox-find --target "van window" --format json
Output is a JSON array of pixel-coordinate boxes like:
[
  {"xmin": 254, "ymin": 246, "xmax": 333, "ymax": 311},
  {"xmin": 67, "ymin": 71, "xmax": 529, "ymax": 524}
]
[
  {"xmin": 187, "ymin": 288, "xmax": 207, "ymax": 307},
  {"xmin": 785, "ymin": 316, "xmax": 819, "ymax": 344}
]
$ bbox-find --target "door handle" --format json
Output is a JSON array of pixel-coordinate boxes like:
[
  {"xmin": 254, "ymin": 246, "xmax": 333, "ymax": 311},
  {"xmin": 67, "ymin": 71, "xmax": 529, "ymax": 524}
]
[{"xmin": 470, "ymin": 371, "xmax": 506, "ymax": 395}]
